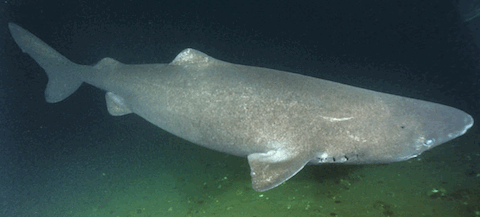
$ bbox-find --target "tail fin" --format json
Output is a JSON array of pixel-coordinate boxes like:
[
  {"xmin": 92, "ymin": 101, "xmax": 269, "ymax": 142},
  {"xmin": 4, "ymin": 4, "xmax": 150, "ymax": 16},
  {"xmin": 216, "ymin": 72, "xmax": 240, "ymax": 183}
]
[{"xmin": 9, "ymin": 23, "xmax": 85, "ymax": 103}]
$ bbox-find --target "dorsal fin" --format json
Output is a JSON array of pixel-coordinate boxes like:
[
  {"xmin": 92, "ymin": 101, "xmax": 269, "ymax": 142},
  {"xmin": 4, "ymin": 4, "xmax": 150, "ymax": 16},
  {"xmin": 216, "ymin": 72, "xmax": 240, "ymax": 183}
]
[
  {"xmin": 170, "ymin": 48, "xmax": 219, "ymax": 65},
  {"xmin": 94, "ymin": 57, "xmax": 121, "ymax": 70}
]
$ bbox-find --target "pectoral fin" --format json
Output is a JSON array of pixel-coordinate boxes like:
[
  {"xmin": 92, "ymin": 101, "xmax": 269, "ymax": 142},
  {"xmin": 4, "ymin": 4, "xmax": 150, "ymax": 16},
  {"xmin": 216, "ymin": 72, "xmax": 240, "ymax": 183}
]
[{"xmin": 248, "ymin": 149, "xmax": 309, "ymax": 191}]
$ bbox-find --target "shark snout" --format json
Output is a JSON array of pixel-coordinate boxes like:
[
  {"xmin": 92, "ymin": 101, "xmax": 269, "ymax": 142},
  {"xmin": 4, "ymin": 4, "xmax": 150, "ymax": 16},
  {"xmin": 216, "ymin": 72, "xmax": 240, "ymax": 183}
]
[
  {"xmin": 395, "ymin": 105, "xmax": 473, "ymax": 162},
  {"xmin": 422, "ymin": 105, "xmax": 473, "ymax": 149},
  {"xmin": 447, "ymin": 113, "xmax": 474, "ymax": 139}
]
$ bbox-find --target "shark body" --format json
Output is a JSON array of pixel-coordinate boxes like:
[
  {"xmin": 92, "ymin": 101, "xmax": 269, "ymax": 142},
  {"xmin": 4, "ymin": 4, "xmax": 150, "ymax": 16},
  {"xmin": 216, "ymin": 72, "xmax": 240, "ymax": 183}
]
[{"xmin": 9, "ymin": 23, "xmax": 473, "ymax": 191}]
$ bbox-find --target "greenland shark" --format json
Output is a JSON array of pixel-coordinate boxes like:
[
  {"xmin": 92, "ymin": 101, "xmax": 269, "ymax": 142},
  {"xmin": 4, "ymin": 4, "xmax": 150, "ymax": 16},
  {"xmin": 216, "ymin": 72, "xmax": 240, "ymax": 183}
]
[{"xmin": 9, "ymin": 23, "xmax": 474, "ymax": 191}]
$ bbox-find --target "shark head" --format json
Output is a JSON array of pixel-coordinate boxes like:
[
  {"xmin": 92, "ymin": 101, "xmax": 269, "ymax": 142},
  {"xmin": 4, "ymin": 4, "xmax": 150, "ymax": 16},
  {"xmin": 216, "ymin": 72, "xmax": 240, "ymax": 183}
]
[
  {"xmin": 389, "ymin": 98, "xmax": 473, "ymax": 161},
  {"xmin": 339, "ymin": 96, "xmax": 475, "ymax": 164}
]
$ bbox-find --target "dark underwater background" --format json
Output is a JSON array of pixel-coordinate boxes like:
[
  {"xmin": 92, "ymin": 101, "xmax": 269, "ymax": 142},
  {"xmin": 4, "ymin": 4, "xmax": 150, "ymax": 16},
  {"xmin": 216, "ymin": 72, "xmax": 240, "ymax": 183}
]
[{"xmin": 1, "ymin": 0, "xmax": 479, "ymax": 216}]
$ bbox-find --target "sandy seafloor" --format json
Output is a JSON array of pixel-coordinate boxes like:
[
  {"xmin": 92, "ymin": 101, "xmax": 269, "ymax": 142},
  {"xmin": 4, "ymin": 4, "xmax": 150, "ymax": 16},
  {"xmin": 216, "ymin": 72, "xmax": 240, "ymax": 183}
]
[{"xmin": 3, "ymin": 114, "xmax": 479, "ymax": 217}]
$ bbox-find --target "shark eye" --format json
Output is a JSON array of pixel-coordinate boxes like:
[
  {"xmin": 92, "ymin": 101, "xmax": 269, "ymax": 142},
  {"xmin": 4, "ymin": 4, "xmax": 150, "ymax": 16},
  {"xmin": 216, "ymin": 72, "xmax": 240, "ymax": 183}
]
[{"xmin": 423, "ymin": 139, "xmax": 435, "ymax": 147}]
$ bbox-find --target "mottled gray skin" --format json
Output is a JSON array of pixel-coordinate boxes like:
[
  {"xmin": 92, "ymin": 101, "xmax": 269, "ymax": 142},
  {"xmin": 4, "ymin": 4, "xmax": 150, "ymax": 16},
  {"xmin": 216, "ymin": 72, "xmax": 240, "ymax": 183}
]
[{"xmin": 9, "ymin": 23, "xmax": 474, "ymax": 191}]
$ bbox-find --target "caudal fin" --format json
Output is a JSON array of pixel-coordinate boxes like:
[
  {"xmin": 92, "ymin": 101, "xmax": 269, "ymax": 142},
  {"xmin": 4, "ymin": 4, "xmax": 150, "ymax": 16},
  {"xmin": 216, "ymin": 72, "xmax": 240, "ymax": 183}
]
[{"xmin": 9, "ymin": 23, "xmax": 86, "ymax": 103}]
